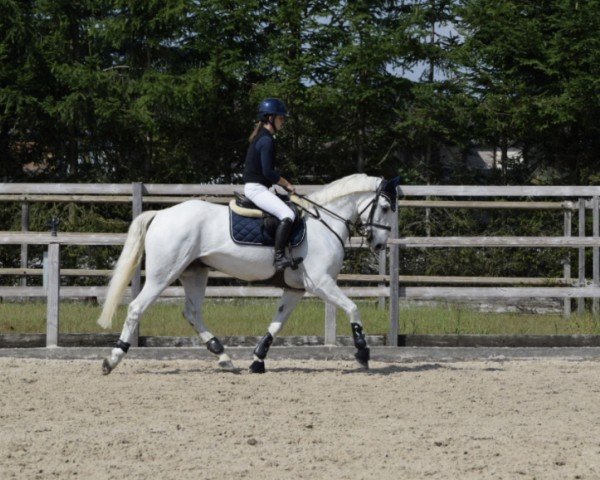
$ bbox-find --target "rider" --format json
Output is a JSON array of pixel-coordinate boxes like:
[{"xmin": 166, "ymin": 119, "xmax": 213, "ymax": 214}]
[{"xmin": 243, "ymin": 98, "xmax": 301, "ymax": 271}]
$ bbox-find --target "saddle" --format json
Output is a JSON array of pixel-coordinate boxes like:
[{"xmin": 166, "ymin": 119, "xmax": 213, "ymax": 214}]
[{"xmin": 229, "ymin": 192, "xmax": 306, "ymax": 247}]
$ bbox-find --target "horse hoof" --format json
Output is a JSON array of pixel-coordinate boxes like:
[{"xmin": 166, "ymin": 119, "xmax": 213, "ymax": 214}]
[
  {"xmin": 218, "ymin": 354, "xmax": 236, "ymax": 372},
  {"xmin": 354, "ymin": 348, "xmax": 370, "ymax": 369},
  {"xmin": 249, "ymin": 360, "xmax": 266, "ymax": 374},
  {"xmin": 102, "ymin": 358, "xmax": 113, "ymax": 375}
]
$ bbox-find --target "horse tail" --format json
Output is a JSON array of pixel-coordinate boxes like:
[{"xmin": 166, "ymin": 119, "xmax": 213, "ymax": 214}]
[{"xmin": 97, "ymin": 211, "xmax": 158, "ymax": 329}]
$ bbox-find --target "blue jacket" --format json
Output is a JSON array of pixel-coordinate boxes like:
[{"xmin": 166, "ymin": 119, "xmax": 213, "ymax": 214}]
[{"xmin": 243, "ymin": 128, "xmax": 281, "ymax": 187}]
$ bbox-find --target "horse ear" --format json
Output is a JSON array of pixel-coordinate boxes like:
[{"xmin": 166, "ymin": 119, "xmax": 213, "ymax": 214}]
[
  {"xmin": 382, "ymin": 176, "xmax": 401, "ymax": 197},
  {"xmin": 380, "ymin": 176, "xmax": 402, "ymax": 211}
]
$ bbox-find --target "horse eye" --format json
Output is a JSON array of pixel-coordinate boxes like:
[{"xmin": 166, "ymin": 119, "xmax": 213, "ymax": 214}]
[{"xmin": 381, "ymin": 206, "xmax": 389, "ymax": 213}]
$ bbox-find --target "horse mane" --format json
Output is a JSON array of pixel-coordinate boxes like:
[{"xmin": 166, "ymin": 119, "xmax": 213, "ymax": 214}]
[{"xmin": 306, "ymin": 174, "xmax": 380, "ymax": 205}]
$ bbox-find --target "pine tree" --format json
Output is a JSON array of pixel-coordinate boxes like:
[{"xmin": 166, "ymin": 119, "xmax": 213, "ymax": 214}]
[
  {"xmin": 392, "ymin": 0, "xmax": 468, "ymax": 185},
  {"xmin": 0, "ymin": 1, "xmax": 45, "ymax": 180},
  {"xmin": 456, "ymin": 0, "xmax": 600, "ymax": 185}
]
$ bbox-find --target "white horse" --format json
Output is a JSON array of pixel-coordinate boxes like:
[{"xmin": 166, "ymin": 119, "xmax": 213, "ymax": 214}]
[{"xmin": 98, "ymin": 173, "xmax": 400, "ymax": 374}]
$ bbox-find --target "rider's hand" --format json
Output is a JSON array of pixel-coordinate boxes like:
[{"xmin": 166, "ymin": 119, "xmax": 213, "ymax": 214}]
[{"xmin": 278, "ymin": 178, "xmax": 296, "ymax": 194}]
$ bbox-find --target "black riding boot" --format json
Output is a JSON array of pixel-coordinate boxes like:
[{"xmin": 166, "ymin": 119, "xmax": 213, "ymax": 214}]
[{"xmin": 273, "ymin": 218, "xmax": 298, "ymax": 271}]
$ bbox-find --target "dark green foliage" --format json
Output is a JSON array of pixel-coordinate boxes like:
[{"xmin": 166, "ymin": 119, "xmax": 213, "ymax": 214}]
[
  {"xmin": 456, "ymin": 0, "xmax": 600, "ymax": 184},
  {"xmin": 398, "ymin": 205, "xmax": 570, "ymax": 279},
  {"xmin": 2, "ymin": 0, "xmax": 598, "ymax": 186},
  {"xmin": 1, "ymin": 1, "xmax": 598, "ymax": 280}
]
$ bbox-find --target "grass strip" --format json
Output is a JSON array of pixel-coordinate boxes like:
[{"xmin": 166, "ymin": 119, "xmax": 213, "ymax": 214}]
[{"xmin": 2, "ymin": 298, "xmax": 600, "ymax": 336}]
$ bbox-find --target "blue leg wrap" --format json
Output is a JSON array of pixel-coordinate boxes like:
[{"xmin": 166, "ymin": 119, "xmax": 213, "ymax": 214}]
[
  {"xmin": 116, "ymin": 339, "xmax": 131, "ymax": 353},
  {"xmin": 351, "ymin": 323, "xmax": 367, "ymax": 350},
  {"xmin": 206, "ymin": 337, "xmax": 225, "ymax": 355},
  {"xmin": 253, "ymin": 333, "xmax": 273, "ymax": 360}
]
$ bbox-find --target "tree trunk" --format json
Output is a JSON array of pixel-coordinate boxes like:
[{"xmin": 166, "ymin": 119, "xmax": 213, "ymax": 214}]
[
  {"xmin": 501, "ymin": 138, "xmax": 508, "ymax": 184},
  {"xmin": 356, "ymin": 103, "xmax": 366, "ymax": 173},
  {"xmin": 144, "ymin": 134, "xmax": 153, "ymax": 178},
  {"xmin": 493, "ymin": 145, "xmax": 497, "ymax": 171}
]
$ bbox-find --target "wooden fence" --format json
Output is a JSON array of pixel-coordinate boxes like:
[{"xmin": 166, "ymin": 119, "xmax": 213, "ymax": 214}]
[{"xmin": 2, "ymin": 183, "xmax": 600, "ymax": 347}]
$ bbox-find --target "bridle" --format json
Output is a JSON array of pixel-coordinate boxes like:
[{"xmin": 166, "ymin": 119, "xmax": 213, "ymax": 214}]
[
  {"xmin": 294, "ymin": 181, "xmax": 392, "ymax": 251},
  {"xmin": 356, "ymin": 182, "xmax": 393, "ymax": 239}
]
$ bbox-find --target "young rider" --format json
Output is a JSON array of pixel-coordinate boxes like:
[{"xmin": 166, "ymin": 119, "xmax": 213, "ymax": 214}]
[{"xmin": 243, "ymin": 98, "xmax": 301, "ymax": 271}]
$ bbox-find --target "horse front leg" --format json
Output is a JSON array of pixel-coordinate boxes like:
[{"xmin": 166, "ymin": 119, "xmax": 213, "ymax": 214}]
[
  {"xmin": 305, "ymin": 276, "xmax": 370, "ymax": 369},
  {"xmin": 249, "ymin": 289, "xmax": 304, "ymax": 373},
  {"xmin": 180, "ymin": 267, "xmax": 235, "ymax": 371}
]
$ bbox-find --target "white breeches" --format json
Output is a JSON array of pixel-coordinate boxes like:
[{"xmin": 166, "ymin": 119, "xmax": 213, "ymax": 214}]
[{"xmin": 244, "ymin": 183, "xmax": 295, "ymax": 221}]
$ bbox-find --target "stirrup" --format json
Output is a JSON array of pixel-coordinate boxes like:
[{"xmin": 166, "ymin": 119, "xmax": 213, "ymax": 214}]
[
  {"xmin": 274, "ymin": 255, "xmax": 303, "ymax": 271},
  {"xmin": 290, "ymin": 256, "xmax": 303, "ymax": 270}
]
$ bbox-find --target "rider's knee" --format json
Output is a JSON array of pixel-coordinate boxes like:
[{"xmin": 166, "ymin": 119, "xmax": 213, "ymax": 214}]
[{"xmin": 280, "ymin": 209, "xmax": 294, "ymax": 222}]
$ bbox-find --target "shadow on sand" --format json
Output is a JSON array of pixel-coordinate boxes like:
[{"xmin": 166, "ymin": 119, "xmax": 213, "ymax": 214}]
[{"xmin": 134, "ymin": 361, "xmax": 505, "ymax": 376}]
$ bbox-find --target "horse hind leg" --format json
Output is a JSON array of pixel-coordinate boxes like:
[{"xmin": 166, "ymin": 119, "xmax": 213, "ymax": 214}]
[
  {"xmin": 102, "ymin": 280, "xmax": 165, "ymax": 375},
  {"xmin": 180, "ymin": 265, "xmax": 235, "ymax": 371},
  {"xmin": 250, "ymin": 289, "xmax": 304, "ymax": 374}
]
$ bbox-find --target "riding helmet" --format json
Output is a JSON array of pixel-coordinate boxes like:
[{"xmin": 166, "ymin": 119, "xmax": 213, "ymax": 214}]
[{"xmin": 258, "ymin": 98, "xmax": 288, "ymax": 120}]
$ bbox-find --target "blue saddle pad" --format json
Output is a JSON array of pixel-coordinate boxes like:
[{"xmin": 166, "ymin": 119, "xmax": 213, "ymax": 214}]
[{"xmin": 230, "ymin": 210, "xmax": 306, "ymax": 247}]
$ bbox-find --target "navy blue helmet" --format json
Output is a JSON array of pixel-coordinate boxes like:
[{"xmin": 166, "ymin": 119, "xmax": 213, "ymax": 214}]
[{"xmin": 258, "ymin": 98, "xmax": 288, "ymax": 119}]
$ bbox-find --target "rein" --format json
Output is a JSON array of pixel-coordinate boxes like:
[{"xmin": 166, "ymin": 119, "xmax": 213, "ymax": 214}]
[
  {"xmin": 294, "ymin": 183, "xmax": 391, "ymax": 252},
  {"xmin": 293, "ymin": 194, "xmax": 352, "ymax": 249}
]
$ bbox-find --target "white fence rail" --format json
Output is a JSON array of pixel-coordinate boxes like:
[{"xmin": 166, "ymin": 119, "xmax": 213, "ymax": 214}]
[{"xmin": 1, "ymin": 183, "xmax": 600, "ymax": 347}]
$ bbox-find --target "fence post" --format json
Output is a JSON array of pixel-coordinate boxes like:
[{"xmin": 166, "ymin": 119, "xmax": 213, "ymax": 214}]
[
  {"xmin": 324, "ymin": 303, "xmax": 337, "ymax": 345},
  {"xmin": 578, "ymin": 198, "xmax": 586, "ymax": 314},
  {"xmin": 42, "ymin": 251, "xmax": 48, "ymax": 289},
  {"xmin": 594, "ymin": 196, "xmax": 599, "ymax": 315},
  {"xmin": 563, "ymin": 206, "xmax": 572, "ymax": 317},
  {"xmin": 20, "ymin": 202, "xmax": 29, "ymax": 288},
  {"xmin": 46, "ymin": 243, "xmax": 60, "ymax": 347},
  {"xmin": 378, "ymin": 249, "xmax": 386, "ymax": 310},
  {"xmin": 388, "ymin": 209, "xmax": 399, "ymax": 346},
  {"xmin": 130, "ymin": 182, "xmax": 143, "ymax": 346}
]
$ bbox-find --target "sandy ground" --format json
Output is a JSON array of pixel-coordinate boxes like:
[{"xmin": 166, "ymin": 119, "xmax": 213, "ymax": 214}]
[{"xmin": 1, "ymin": 356, "xmax": 600, "ymax": 480}]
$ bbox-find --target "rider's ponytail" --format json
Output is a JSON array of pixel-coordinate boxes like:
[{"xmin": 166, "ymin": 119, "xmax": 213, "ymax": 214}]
[{"xmin": 248, "ymin": 121, "xmax": 265, "ymax": 143}]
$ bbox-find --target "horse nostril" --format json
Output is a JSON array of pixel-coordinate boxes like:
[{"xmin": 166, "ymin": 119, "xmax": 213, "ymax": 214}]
[{"xmin": 374, "ymin": 243, "xmax": 383, "ymax": 252}]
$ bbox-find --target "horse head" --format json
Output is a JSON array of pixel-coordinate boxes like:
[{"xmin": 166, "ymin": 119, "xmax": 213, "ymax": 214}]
[{"xmin": 358, "ymin": 176, "xmax": 401, "ymax": 253}]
